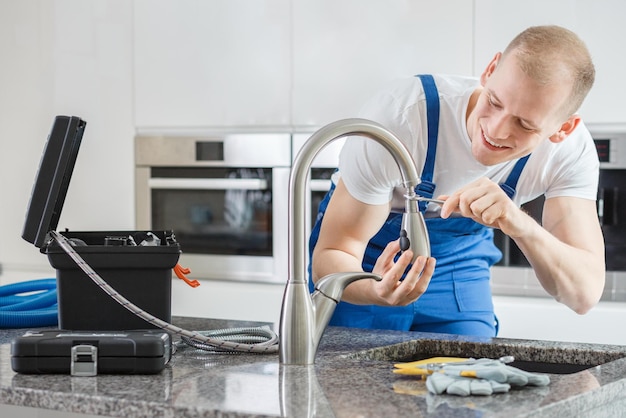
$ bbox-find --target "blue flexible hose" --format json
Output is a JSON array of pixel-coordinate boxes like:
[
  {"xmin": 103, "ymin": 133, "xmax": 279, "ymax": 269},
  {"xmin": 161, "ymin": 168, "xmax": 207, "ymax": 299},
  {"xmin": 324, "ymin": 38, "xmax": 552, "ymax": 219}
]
[{"xmin": 0, "ymin": 278, "xmax": 59, "ymax": 328}]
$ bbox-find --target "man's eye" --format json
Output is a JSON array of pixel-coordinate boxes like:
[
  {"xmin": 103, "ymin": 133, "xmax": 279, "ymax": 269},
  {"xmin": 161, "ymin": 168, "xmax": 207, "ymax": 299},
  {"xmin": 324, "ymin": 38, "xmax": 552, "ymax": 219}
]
[{"xmin": 519, "ymin": 121, "xmax": 534, "ymax": 131}]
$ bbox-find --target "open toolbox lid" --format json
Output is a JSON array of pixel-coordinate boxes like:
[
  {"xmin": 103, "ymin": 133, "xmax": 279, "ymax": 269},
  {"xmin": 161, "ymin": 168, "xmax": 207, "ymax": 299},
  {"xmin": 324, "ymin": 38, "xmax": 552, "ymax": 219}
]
[{"xmin": 22, "ymin": 115, "xmax": 86, "ymax": 248}]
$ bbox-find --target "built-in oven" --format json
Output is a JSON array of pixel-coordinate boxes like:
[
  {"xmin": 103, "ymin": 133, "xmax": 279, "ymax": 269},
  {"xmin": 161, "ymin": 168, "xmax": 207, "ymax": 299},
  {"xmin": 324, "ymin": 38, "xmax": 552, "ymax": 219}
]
[
  {"xmin": 135, "ymin": 134, "xmax": 290, "ymax": 284},
  {"xmin": 494, "ymin": 130, "xmax": 626, "ymax": 273}
]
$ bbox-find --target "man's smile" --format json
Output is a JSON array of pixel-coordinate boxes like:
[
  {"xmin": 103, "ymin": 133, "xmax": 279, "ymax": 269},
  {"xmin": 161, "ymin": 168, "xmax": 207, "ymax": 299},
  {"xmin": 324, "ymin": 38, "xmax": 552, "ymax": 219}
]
[{"xmin": 482, "ymin": 129, "xmax": 510, "ymax": 150}]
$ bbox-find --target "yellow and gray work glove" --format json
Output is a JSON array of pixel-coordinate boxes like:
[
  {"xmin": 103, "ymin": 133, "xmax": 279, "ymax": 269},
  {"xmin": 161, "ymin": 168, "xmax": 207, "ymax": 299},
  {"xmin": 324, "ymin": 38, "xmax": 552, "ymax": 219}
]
[{"xmin": 426, "ymin": 358, "xmax": 550, "ymax": 396}]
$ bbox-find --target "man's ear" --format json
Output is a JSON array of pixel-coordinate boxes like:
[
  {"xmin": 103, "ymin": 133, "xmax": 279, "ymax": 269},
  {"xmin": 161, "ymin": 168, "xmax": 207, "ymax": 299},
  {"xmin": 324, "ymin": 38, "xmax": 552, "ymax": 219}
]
[
  {"xmin": 549, "ymin": 115, "xmax": 581, "ymax": 143},
  {"xmin": 480, "ymin": 52, "xmax": 502, "ymax": 86}
]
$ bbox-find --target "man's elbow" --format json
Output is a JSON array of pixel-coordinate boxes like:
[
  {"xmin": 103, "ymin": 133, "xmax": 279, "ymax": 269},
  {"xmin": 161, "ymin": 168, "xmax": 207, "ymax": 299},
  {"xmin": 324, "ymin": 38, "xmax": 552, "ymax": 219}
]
[
  {"xmin": 568, "ymin": 286, "xmax": 604, "ymax": 315},
  {"xmin": 572, "ymin": 301, "xmax": 596, "ymax": 315}
]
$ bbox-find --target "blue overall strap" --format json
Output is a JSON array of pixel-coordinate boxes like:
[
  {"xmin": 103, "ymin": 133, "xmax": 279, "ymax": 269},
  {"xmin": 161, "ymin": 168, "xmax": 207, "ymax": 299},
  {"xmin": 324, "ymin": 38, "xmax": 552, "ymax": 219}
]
[
  {"xmin": 500, "ymin": 154, "xmax": 530, "ymax": 199},
  {"xmin": 415, "ymin": 74, "xmax": 439, "ymax": 211}
]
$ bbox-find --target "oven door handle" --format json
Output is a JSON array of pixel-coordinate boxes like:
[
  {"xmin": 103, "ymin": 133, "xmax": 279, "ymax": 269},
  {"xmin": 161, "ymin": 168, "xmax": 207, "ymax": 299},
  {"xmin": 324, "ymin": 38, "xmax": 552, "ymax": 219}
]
[
  {"xmin": 148, "ymin": 178, "xmax": 268, "ymax": 190},
  {"xmin": 309, "ymin": 179, "xmax": 332, "ymax": 192}
]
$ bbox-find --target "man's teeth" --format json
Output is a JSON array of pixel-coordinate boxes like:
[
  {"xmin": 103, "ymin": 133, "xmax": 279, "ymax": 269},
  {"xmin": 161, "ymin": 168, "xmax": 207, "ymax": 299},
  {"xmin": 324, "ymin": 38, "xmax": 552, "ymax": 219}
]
[{"xmin": 485, "ymin": 136, "xmax": 505, "ymax": 148}]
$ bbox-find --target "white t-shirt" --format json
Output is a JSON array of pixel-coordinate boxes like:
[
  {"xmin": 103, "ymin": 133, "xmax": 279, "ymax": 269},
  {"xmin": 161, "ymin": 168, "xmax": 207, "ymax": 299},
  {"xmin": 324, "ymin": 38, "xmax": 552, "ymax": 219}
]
[{"xmin": 338, "ymin": 74, "xmax": 599, "ymax": 215}]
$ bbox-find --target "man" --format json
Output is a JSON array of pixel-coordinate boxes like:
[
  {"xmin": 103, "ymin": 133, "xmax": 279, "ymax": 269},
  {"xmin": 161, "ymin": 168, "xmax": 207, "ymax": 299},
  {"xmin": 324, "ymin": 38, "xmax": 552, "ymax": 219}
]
[{"xmin": 308, "ymin": 25, "xmax": 605, "ymax": 337}]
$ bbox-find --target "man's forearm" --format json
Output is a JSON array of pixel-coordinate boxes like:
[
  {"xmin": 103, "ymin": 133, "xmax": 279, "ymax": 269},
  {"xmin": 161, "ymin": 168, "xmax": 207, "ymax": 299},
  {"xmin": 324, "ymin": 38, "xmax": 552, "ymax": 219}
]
[
  {"xmin": 513, "ymin": 214, "xmax": 605, "ymax": 314},
  {"xmin": 311, "ymin": 248, "xmax": 378, "ymax": 305}
]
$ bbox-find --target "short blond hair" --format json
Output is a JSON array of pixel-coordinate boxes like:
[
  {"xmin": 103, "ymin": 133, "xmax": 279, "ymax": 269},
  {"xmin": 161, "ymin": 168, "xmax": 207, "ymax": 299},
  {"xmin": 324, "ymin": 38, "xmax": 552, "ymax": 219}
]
[{"xmin": 502, "ymin": 25, "xmax": 595, "ymax": 118}]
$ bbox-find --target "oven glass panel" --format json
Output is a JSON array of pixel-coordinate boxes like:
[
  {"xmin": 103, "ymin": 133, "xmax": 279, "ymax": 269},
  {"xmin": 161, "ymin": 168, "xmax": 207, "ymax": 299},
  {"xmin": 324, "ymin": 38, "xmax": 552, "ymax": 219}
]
[
  {"xmin": 494, "ymin": 170, "xmax": 626, "ymax": 271},
  {"xmin": 598, "ymin": 169, "xmax": 626, "ymax": 270},
  {"xmin": 310, "ymin": 168, "xmax": 335, "ymax": 229},
  {"xmin": 493, "ymin": 196, "xmax": 543, "ymax": 268},
  {"xmin": 151, "ymin": 167, "xmax": 273, "ymax": 256}
]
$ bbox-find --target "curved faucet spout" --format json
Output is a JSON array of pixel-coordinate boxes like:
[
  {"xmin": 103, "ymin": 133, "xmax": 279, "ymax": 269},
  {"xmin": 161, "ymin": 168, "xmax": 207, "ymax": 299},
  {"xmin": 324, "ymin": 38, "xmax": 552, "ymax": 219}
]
[
  {"xmin": 311, "ymin": 272, "xmax": 382, "ymax": 346},
  {"xmin": 279, "ymin": 118, "xmax": 430, "ymax": 365}
]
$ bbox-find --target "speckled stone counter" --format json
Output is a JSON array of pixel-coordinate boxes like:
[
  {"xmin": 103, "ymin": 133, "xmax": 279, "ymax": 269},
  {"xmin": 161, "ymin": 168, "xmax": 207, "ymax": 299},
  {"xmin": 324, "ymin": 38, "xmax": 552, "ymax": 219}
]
[{"xmin": 1, "ymin": 316, "xmax": 626, "ymax": 417}]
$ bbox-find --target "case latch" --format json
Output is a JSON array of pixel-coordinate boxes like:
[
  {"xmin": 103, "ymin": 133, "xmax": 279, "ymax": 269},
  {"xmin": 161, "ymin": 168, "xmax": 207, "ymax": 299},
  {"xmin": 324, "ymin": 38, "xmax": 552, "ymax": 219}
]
[{"xmin": 71, "ymin": 344, "xmax": 98, "ymax": 376}]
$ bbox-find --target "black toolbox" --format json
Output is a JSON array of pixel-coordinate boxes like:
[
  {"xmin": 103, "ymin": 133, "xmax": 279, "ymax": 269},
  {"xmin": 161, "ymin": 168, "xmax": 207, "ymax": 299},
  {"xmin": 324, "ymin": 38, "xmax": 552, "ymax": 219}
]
[
  {"xmin": 11, "ymin": 330, "xmax": 171, "ymax": 375},
  {"xmin": 21, "ymin": 115, "xmax": 181, "ymax": 330}
]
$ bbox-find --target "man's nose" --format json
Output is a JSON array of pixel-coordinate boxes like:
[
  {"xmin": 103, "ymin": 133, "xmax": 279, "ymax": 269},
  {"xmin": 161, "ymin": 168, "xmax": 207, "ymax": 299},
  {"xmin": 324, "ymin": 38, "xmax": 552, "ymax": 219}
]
[{"xmin": 487, "ymin": 111, "xmax": 512, "ymax": 140}]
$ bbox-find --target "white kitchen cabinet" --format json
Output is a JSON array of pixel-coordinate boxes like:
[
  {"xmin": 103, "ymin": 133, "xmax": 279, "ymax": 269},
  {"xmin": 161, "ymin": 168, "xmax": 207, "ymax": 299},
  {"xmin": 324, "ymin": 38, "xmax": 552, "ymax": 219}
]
[
  {"xmin": 574, "ymin": 0, "xmax": 626, "ymax": 124},
  {"xmin": 494, "ymin": 295, "xmax": 626, "ymax": 345},
  {"xmin": 0, "ymin": 0, "xmax": 134, "ymax": 273},
  {"xmin": 133, "ymin": 0, "xmax": 292, "ymax": 129},
  {"xmin": 292, "ymin": 0, "xmax": 474, "ymax": 128},
  {"xmin": 474, "ymin": 0, "xmax": 626, "ymax": 124},
  {"xmin": 171, "ymin": 278, "xmax": 284, "ymax": 325},
  {"xmin": 0, "ymin": 404, "xmax": 104, "ymax": 418}
]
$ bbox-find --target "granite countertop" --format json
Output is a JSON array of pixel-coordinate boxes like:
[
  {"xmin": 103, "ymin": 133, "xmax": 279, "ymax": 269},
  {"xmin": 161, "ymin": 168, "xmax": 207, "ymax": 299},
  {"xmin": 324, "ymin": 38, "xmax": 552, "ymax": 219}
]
[{"xmin": 1, "ymin": 316, "xmax": 626, "ymax": 417}]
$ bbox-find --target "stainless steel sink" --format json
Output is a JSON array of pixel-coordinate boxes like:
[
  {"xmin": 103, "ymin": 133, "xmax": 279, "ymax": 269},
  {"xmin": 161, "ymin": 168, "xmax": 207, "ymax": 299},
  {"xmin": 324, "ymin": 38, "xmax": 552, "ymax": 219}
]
[{"xmin": 344, "ymin": 336, "xmax": 626, "ymax": 375}]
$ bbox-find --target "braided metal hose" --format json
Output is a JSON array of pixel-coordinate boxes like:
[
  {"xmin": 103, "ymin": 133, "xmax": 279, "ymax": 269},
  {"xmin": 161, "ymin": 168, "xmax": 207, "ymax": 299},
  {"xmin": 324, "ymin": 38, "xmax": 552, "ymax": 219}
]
[{"xmin": 50, "ymin": 231, "xmax": 279, "ymax": 354}]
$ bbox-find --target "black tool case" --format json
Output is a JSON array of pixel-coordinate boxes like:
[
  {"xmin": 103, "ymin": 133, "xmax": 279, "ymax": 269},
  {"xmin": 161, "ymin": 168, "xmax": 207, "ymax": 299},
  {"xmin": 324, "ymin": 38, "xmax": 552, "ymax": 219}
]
[
  {"xmin": 21, "ymin": 115, "xmax": 181, "ymax": 330},
  {"xmin": 11, "ymin": 330, "xmax": 171, "ymax": 375}
]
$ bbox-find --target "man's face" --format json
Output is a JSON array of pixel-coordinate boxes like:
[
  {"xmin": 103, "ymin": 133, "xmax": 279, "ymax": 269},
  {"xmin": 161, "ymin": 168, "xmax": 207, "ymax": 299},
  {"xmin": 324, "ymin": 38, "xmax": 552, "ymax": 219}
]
[{"xmin": 466, "ymin": 53, "xmax": 572, "ymax": 166}]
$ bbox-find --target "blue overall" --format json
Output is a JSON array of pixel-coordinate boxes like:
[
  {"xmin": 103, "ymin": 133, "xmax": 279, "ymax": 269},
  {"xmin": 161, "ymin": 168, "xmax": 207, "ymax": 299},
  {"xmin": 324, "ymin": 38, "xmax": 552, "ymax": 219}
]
[{"xmin": 308, "ymin": 75, "xmax": 530, "ymax": 337}]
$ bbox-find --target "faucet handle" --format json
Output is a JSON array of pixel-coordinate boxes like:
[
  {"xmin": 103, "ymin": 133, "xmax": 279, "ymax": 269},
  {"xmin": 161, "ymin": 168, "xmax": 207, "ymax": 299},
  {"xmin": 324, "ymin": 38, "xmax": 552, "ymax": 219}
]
[{"xmin": 315, "ymin": 272, "xmax": 382, "ymax": 302}]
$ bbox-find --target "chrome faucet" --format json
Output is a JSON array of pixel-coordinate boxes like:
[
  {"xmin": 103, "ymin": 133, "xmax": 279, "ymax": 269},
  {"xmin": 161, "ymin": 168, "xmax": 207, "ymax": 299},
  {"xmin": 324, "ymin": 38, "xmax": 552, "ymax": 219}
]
[{"xmin": 279, "ymin": 118, "xmax": 430, "ymax": 365}]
